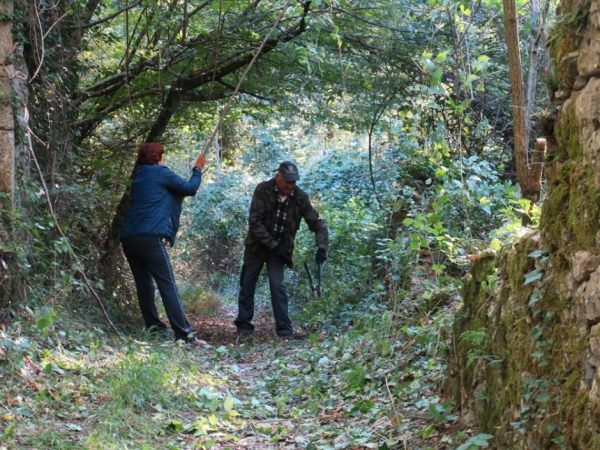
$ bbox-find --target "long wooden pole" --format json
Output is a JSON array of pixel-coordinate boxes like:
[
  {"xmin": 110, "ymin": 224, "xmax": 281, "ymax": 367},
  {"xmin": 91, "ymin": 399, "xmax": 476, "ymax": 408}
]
[{"xmin": 201, "ymin": 1, "xmax": 292, "ymax": 156}]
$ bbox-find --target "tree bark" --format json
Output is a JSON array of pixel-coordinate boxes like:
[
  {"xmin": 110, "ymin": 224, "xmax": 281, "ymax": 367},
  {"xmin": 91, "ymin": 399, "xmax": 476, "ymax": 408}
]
[
  {"xmin": 0, "ymin": 0, "xmax": 15, "ymax": 196},
  {"xmin": 503, "ymin": 0, "xmax": 544, "ymax": 225},
  {"xmin": 524, "ymin": 0, "xmax": 547, "ymax": 140}
]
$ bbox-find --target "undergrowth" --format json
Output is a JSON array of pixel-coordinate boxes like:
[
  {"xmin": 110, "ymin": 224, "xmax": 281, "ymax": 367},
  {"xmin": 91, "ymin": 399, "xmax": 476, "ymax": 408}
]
[{"xmin": 0, "ymin": 290, "xmax": 496, "ymax": 449}]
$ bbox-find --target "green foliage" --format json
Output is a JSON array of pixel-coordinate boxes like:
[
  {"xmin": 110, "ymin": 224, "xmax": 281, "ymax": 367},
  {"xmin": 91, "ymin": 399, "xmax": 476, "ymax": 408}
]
[
  {"xmin": 106, "ymin": 350, "xmax": 168, "ymax": 410},
  {"xmin": 178, "ymin": 168, "xmax": 254, "ymax": 279},
  {"xmin": 459, "ymin": 328, "xmax": 503, "ymax": 368},
  {"xmin": 455, "ymin": 433, "xmax": 494, "ymax": 449}
]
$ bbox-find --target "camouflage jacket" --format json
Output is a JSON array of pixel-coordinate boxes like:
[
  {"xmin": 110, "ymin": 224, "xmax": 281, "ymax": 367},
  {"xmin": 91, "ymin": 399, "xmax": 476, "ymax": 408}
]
[{"xmin": 243, "ymin": 178, "xmax": 328, "ymax": 266}]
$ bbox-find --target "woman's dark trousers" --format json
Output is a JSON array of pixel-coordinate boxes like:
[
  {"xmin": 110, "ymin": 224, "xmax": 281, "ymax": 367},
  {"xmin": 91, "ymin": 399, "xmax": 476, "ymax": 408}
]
[
  {"xmin": 235, "ymin": 248, "xmax": 293, "ymax": 336},
  {"xmin": 121, "ymin": 236, "xmax": 194, "ymax": 341}
]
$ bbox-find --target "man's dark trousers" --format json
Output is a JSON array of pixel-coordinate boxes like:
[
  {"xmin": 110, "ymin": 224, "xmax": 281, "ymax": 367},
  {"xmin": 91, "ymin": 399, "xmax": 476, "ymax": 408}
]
[
  {"xmin": 235, "ymin": 248, "xmax": 293, "ymax": 336},
  {"xmin": 121, "ymin": 236, "xmax": 195, "ymax": 341}
]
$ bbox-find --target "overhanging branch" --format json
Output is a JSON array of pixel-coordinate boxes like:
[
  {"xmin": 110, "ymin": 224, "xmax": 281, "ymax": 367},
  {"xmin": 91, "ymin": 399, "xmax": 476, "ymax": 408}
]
[{"xmin": 68, "ymin": 0, "xmax": 143, "ymax": 30}]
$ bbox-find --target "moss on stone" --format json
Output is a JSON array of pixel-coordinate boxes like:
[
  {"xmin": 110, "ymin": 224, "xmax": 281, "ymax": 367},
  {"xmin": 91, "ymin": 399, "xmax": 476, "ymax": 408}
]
[
  {"xmin": 572, "ymin": 169, "xmax": 600, "ymax": 244},
  {"xmin": 448, "ymin": 228, "xmax": 600, "ymax": 447},
  {"xmin": 555, "ymin": 97, "xmax": 582, "ymax": 160}
]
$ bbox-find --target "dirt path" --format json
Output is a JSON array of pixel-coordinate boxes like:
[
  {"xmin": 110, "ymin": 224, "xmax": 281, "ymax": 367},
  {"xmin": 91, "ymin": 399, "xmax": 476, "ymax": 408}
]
[
  {"xmin": 188, "ymin": 302, "xmax": 290, "ymax": 346},
  {"xmin": 180, "ymin": 303, "xmax": 469, "ymax": 449}
]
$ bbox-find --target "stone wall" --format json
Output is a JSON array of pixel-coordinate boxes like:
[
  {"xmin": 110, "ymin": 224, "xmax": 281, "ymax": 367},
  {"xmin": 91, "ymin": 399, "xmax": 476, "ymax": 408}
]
[{"xmin": 446, "ymin": 0, "xmax": 600, "ymax": 447}]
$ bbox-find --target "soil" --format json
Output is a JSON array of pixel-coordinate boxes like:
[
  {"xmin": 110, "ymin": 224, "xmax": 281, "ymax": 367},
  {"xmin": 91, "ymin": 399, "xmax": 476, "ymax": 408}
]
[{"xmin": 188, "ymin": 303, "xmax": 283, "ymax": 345}]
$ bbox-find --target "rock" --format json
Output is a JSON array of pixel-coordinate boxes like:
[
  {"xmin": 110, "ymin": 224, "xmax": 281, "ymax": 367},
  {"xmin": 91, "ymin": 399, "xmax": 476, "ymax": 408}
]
[
  {"xmin": 575, "ymin": 269, "xmax": 600, "ymax": 323},
  {"xmin": 590, "ymin": 371, "xmax": 600, "ymax": 405},
  {"xmin": 463, "ymin": 408, "xmax": 477, "ymax": 426},
  {"xmin": 591, "ymin": 324, "xmax": 600, "ymax": 357},
  {"xmin": 562, "ymin": 51, "xmax": 580, "ymax": 84},
  {"xmin": 564, "ymin": 273, "xmax": 580, "ymax": 301},
  {"xmin": 572, "ymin": 250, "xmax": 600, "ymax": 281},
  {"xmin": 579, "ymin": 35, "xmax": 600, "ymax": 78},
  {"xmin": 580, "ymin": 379, "xmax": 592, "ymax": 392},
  {"xmin": 591, "ymin": 1, "xmax": 600, "ymax": 30},
  {"xmin": 576, "ymin": 78, "xmax": 600, "ymax": 146},
  {"xmin": 575, "ymin": 76, "xmax": 589, "ymax": 90},
  {"xmin": 554, "ymin": 89, "xmax": 572, "ymax": 104},
  {"xmin": 587, "ymin": 129, "xmax": 600, "ymax": 166}
]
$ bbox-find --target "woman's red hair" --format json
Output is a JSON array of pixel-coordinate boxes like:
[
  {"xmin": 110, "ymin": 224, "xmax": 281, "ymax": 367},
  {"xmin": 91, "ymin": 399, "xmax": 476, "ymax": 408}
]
[{"xmin": 137, "ymin": 143, "xmax": 164, "ymax": 165}]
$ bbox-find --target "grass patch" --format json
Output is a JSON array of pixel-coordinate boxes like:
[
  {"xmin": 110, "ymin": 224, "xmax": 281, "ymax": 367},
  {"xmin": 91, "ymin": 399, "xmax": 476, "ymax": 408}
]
[{"xmin": 179, "ymin": 283, "xmax": 222, "ymax": 316}]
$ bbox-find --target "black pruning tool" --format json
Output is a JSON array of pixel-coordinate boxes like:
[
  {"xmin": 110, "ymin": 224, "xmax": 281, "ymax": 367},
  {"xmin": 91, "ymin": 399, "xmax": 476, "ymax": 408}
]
[{"xmin": 304, "ymin": 260, "xmax": 323, "ymax": 299}]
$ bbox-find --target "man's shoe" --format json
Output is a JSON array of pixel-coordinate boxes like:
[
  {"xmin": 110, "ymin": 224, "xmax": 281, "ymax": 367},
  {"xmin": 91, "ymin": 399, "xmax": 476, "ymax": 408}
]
[
  {"xmin": 277, "ymin": 330, "xmax": 308, "ymax": 341},
  {"xmin": 236, "ymin": 330, "xmax": 254, "ymax": 343}
]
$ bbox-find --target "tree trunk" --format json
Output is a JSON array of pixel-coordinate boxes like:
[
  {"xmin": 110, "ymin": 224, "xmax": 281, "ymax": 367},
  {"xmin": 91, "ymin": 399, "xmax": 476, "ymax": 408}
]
[
  {"xmin": 503, "ymin": 0, "xmax": 545, "ymax": 225},
  {"xmin": 524, "ymin": 0, "xmax": 548, "ymax": 140},
  {"xmin": 1, "ymin": 0, "xmax": 30, "ymax": 310},
  {"xmin": 0, "ymin": 0, "xmax": 15, "ymax": 198}
]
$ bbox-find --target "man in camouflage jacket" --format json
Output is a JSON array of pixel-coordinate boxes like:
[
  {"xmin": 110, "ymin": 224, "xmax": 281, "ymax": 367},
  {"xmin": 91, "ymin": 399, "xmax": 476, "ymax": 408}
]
[{"xmin": 235, "ymin": 161, "xmax": 328, "ymax": 339}]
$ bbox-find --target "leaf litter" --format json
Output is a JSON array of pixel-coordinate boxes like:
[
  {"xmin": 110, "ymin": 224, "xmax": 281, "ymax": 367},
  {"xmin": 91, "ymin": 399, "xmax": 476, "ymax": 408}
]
[{"xmin": 0, "ymin": 300, "xmax": 480, "ymax": 449}]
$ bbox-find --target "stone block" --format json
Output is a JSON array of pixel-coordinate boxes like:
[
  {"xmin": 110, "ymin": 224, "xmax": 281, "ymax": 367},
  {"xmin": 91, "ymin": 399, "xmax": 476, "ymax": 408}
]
[
  {"xmin": 0, "ymin": 129, "xmax": 14, "ymax": 193},
  {"xmin": 563, "ymin": 272, "xmax": 580, "ymax": 302},
  {"xmin": 587, "ymin": 129, "xmax": 600, "ymax": 163},
  {"xmin": 576, "ymin": 269, "xmax": 600, "ymax": 324},
  {"xmin": 591, "ymin": 323, "xmax": 600, "ymax": 356},
  {"xmin": 0, "ymin": 0, "xmax": 12, "ymax": 67},
  {"xmin": 579, "ymin": 34, "xmax": 600, "ymax": 78},
  {"xmin": 572, "ymin": 250, "xmax": 600, "ymax": 281},
  {"xmin": 561, "ymin": 51, "xmax": 580, "ymax": 85},
  {"xmin": 575, "ymin": 76, "xmax": 589, "ymax": 90},
  {"xmin": 575, "ymin": 78, "xmax": 600, "ymax": 144},
  {"xmin": 590, "ymin": 0, "xmax": 600, "ymax": 30}
]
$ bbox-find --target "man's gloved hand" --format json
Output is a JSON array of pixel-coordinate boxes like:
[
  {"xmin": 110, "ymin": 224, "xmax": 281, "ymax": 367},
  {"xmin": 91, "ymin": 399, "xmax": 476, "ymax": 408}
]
[
  {"xmin": 274, "ymin": 243, "xmax": 287, "ymax": 259},
  {"xmin": 316, "ymin": 248, "xmax": 327, "ymax": 265},
  {"xmin": 273, "ymin": 243, "xmax": 293, "ymax": 266}
]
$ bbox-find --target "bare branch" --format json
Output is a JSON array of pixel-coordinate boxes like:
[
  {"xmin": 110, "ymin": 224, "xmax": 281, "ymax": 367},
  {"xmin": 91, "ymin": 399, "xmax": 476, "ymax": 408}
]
[
  {"xmin": 179, "ymin": 90, "xmax": 229, "ymax": 102},
  {"xmin": 216, "ymin": 80, "xmax": 273, "ymax": 101},
  {"xmin": 69, "ymin": 0, "xmax": 143, "ymax": 30},
  {"xmin": 74, "ymin": 89, "xmax": 164, "ymax": 138},
  {"xmin": 159, "ymin": 1, "xmax": 211, "ymax": 52}
]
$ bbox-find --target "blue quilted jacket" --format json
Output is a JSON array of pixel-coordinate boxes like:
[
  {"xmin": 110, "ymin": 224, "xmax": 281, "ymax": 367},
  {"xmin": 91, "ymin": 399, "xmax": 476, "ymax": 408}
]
[{"xmin": 120, "ymin": 164, "xmax": 202, "ymax": 246}]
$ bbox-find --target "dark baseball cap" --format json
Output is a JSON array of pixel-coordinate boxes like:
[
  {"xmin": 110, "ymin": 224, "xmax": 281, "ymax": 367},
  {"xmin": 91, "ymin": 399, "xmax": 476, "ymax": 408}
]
[{"xmin": 277, "ymin": 161, "xmax": 300, "ymax": 182}]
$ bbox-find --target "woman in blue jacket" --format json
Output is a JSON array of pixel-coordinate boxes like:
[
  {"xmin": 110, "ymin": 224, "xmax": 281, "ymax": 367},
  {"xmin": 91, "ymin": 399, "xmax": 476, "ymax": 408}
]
[{"xmin": 120, "ymin": 143, "xmax": 207, "ymax": 346}]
